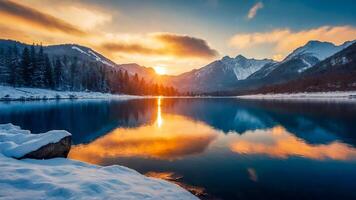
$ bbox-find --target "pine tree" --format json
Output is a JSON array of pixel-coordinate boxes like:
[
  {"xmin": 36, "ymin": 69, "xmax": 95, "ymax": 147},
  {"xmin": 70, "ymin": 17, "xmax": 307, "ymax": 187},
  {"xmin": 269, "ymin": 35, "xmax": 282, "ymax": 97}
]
[
  {"xmin": 69, "ymin": 57, "xmax": 78, "ymax": 90},
  {"xmin": 9, "ymin": 45, "xmax": 19, "ymax": 86},
  {"xmin": 44, "ymin": 54, "xmax": 54, "ymax": 89},
  {"xmin": 21, "ymin": 47, "xmax": 31, "ymax": 86},
  {"xmin": 54, "ymin": 58, "xmax": 62, "ymax": 89},
  {"xmin": 29, "ymin": 44, "xmax": 36, "ymax": 86},
  {"xmin": 123, "ymin": 70, "xmax": 130, "ymax": 93},
  {"xmin": 33, "ymin": 45, "xmax": 45, "ymax": 87},
  {"xmin": 0, "ymin": 47, "xmax": 11, "ymax": 85}
]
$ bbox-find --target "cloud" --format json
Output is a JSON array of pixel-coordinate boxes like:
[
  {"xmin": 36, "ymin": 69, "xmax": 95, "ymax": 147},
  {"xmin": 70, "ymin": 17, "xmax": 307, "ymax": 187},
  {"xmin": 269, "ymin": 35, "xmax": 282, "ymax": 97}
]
[
  {"xmin": 229, "ymin": 26, "xmax": 356, "ymax": 59},
  {"xmin": 0, "ymin": 0, "xmax": 86, "ymax": 36},
  {"xmin": 101, "ymin": 33, "xmax": 218, "ymax": 59},
  {"xmin": 247, "ymin": 2, "xmax": 263, "ymax": 20}
]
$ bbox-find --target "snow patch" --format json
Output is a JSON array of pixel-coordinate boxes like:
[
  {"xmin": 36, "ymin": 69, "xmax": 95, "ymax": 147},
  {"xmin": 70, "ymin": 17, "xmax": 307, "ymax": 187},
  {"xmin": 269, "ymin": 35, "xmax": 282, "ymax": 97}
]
[
  {"xmin": 298, "ymin": 59, "xmax": 313, "ymax": 73},
  {"xmin": 0, "ymin": 124, "xmax": 70, "ymax": 158},
  {"xmin": 0, "ymin": 85, "xmax": 138, "ymax": 101},
  {"xmin": 72, "ymin": 46, "xmax": 114, "ymax": 67},
  {"xmin": 237, "ymin": 91, "xmax": 356, "ymax": 102},
  {"xmin": 0, "ymin": 124, "xmax": 197, "ymax": 200}
]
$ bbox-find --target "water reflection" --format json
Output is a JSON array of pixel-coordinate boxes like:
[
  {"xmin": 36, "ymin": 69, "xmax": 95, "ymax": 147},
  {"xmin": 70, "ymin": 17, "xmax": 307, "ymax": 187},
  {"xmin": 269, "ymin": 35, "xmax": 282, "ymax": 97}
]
[
  {"xmin": 69, "ymin": 102, "xmax": 218, "ymax": 163},
  {"xmin": 228, "ymin": 126, "xmax": 356, "ymax": 160},
  {"xmin": 1, "ymin": 98, "xmax": 356, "ymax": 200}
]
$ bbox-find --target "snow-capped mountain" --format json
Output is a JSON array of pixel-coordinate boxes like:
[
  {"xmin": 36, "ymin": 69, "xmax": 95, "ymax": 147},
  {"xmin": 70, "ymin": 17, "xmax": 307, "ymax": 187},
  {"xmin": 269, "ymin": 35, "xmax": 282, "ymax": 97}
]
[
  {"xmin": 247, "ymin": 40, "xmax": 355, "ymax": 83},
  {"xmin": 251, "ymin": 42, "xmax": 356, "ymax": 93},
  {"xmin": 198, "ymin": 55, "xmax": 274, "ymax": 80},
  {"xmin": 169, "ymin": 55, "xmax": 275, "ymax": 92},
  {"xmin": 284, "ymin": 40, "xmax": 354, "ymax": 61}
]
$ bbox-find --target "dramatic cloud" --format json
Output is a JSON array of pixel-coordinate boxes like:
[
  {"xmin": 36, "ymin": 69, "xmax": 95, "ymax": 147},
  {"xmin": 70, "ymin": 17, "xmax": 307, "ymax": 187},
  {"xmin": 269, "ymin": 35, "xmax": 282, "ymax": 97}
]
[
  {"xmin": 229, "ymin": 26, "xmax": 356, "ymax": 59},
  {"xmin": 247, "ymin": 2, "xmax": 263, "ymax": 20},
  {"xmin": 0, "ymin": 0, "xmax": 86, "ymax": 36},
  {"xmin": 101, "ymin": 33, "xmax": 218, "ymax": 59}
]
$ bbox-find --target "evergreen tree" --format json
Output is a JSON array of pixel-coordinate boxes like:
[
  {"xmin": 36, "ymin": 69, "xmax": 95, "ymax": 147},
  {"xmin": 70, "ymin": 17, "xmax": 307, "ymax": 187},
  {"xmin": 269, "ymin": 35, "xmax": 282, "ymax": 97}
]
[
  {"xmin": 33, "ymin": 45, "xmax": 45, "ymax": 87},
  {"xmin": 21, "ymin": 47, "xmax": 31, "ymax": 86},
  {"xmin": 0, "ymin": 47, "xmax": 11, "ymax": 84},
  {"xmin": 123, "ymin": 70, "xmax": 130, "ymax": 93},
  {"xmin": 29, "ymin": 44, "xmax": 36, "ymax": 86},
  {"xmin": 44, "ymin": 54, "xmax": 54, "ymax": 89},
  {"xmin": 9, "ymin": 45, "xmax": 19, "ymax": 86},
  {"xmin": 69, "ymin": 57, "xmax": 78, "ymax": 90},
  {"xmin": 54, "ymin": 58, "xmax": 62, "ymax": 89}
]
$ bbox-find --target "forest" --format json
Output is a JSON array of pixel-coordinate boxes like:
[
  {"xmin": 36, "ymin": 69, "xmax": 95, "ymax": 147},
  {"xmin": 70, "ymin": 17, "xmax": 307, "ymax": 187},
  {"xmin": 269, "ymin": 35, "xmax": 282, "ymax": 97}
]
[{"xmin": 0, "ymin": 44, "xmax": 179, "ymax": 96}]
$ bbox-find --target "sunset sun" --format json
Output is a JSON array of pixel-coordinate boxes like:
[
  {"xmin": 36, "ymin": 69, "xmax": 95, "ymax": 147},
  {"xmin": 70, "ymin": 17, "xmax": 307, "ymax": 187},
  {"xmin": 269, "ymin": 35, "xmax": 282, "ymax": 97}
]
[{"xmin": 154, "ymin": 66, "xmax": 167, "ymax": 75}]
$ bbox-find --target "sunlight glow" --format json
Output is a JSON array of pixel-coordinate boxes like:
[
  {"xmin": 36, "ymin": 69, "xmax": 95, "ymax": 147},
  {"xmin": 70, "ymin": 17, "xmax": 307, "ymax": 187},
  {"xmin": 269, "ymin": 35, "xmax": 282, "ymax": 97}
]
[
  {"xmin": 229, "ymin": 126, "xmax": 356, "ymax": 160},
  {"xmin": 154, "ymin": 66, "xmax": 167, "ymax": 75},
  {"xmin": 156, "ymin": 96, "xmax": 163, "ymax": 127},
  {"xmin": 68, "ymin": 114, "xmax": 218, "ymax": 163}
]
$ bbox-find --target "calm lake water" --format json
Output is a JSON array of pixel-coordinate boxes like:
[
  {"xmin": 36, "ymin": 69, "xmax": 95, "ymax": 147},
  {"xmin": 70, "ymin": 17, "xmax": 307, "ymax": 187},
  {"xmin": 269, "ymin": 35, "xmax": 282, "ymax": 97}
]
[{"xmin": 1, "ymin": 98, "xmax": 356, "ymax": 200}]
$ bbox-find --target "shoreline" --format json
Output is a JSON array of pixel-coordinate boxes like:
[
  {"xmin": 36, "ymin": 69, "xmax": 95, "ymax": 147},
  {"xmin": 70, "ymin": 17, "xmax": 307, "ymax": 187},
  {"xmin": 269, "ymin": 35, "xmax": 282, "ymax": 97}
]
[
  {"xmin": 236, "ymin": 91, "xmax": 356, "ymax": 102},
  {"xmin": 0, "ymin": 123, "xmax": 198, "ymax": 200}
]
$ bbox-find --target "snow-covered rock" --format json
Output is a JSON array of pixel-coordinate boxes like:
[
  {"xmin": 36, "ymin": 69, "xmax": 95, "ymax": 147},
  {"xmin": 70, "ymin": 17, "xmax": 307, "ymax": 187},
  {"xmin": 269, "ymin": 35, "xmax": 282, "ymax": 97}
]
[
  {"xmin": 0, "ymin": 124, "xmax": 71, "ymax": 159},
  {"xmin": 0, "ymin": 124, "xmax": 197, "ymax": 200}
]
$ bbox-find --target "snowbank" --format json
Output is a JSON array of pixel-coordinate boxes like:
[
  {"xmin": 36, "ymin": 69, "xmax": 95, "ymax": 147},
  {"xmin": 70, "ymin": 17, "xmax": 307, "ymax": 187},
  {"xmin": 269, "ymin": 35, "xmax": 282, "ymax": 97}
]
[
  {"xmin": 0, "ymin": 124, "xmax": 71, "ymax": 158},
  {"xmin": 0, "ymin": 85, "xmax": 137, "ymax": 101},
  {"xmin": 0, "ymin": 124, "xmax": 197, "ymax": 200},
  {"xmin": 237, "ymin": 91, "xmax": 356, "ymax": 102}
]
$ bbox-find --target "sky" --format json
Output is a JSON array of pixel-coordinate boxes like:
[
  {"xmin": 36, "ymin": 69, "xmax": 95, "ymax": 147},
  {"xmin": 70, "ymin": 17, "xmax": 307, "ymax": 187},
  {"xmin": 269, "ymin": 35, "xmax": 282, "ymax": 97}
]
[{"xmin": 0, "ymin": 0, "xmax": 355, "ymax": 75}]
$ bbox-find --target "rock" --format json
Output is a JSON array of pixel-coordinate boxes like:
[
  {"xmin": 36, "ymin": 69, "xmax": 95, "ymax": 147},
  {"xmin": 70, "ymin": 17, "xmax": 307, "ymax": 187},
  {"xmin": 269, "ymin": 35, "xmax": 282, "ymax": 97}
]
[{"xmin": 19, "ymin": 136, "xmax": 72, "ymax": 160}]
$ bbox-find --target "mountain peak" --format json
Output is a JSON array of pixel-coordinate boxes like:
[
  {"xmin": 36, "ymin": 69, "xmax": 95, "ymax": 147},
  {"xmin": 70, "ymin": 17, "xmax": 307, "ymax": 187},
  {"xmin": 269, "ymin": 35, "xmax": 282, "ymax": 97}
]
[
  {"xmin": 221, "ymin": 55, "xmax": 232, "ymax": 61},
  {"xmin": 284, "ymin": 40, "xmax": 351, "ymax": 61},
  {"xmin": 235, "ymin": 54, "xmax": 246, "ymax": 60}
]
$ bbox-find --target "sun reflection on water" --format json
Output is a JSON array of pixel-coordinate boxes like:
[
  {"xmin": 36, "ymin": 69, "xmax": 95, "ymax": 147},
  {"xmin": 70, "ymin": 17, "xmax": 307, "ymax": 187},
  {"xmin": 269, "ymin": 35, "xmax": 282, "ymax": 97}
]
[{"xmin": 156, "ymin": 96, "xmax": 163, "ymax": 128}]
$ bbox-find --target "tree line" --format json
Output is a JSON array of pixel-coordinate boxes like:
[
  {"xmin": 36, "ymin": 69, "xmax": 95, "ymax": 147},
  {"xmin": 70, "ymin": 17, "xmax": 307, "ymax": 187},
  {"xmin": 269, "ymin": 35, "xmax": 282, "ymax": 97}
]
[{"xmin": 0, "ymin": 44, "xmax": 179, "ymax": 96}]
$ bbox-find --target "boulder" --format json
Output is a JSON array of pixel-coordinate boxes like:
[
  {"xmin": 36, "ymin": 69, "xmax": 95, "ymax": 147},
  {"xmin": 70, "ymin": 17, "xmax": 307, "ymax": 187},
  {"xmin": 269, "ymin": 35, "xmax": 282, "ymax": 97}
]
[{"xmin": 19, "ymin": 136, "xmax": 72, "ymax": 159}]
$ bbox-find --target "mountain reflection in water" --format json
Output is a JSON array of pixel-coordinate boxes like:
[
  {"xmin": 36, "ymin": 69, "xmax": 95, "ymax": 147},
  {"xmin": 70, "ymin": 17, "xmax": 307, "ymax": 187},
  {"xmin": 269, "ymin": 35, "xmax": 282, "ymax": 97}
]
[{"xmin": 1, "ymin": 98, "xmax": 356, "ymax": 200}]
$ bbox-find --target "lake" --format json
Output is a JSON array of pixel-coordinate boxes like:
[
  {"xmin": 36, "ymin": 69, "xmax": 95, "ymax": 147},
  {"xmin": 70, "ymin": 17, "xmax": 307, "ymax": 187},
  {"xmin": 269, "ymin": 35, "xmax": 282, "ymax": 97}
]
[{"xmin": 1, "ymin": 98, "xmax": 356, "ymax": 200}]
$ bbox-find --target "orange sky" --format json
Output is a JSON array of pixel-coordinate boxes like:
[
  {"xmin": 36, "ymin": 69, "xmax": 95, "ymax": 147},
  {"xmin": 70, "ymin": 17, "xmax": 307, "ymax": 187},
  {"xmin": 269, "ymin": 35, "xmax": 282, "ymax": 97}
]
[{"xmin": 1, "ymin": 0, "xmax": 355, "ymax": 75}]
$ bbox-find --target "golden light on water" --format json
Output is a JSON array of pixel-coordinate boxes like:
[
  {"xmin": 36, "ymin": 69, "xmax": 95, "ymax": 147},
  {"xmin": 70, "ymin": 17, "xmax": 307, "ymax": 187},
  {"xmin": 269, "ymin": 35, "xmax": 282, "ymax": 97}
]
[
  {"xmin": 229, "ymin": 126, "xmax": 356, "ymax": 160},
  {"xmin": 156, "ymin": 96, "xmax": 163, "ymax": 127},
  {"xmin": 68, "ymin": 110, "xmax": 218, "ymax": 164}
]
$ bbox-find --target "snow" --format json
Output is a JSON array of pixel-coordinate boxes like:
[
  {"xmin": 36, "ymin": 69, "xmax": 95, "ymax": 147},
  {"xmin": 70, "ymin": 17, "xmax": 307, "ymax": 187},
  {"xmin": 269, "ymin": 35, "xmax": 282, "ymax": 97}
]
[
  {"xmin": 72, "ymin": 46, "xmax": 114, "ymax": 67},
  {"xmin": 298, "ymin": 58, "xmax": 313, "ymax": 73},
  {"xmin": 0, "ymin": 124, "xmax": 71, "ymax": 158},
  {"xmin": 237, "ymin": 91, "xmax": 356, "ymax": 102},
  {"xmin": 284, "ymin": 40, "xmax": 354, "ymax": 62},
  {"xmin": 0, "ymin": 124, "xmax": 197, "ymax": 200},
  {"xmin": 0, "ymin": 85, "xmax": 138, "ymax": 101},
  {"xmin": 194, "ymin": 55, "xmax": 274, "ymax": 81},
  {"xmin": 71, "ymin": 46, "xmax": 91, "ymax": 57}
]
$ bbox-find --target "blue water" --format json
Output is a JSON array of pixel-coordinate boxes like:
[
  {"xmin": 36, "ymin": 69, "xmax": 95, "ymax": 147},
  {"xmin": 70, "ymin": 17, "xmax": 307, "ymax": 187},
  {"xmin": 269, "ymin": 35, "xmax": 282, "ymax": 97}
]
[{"xmin": 1, "ymin": 98, "xmax": 356, "ymax": 200}]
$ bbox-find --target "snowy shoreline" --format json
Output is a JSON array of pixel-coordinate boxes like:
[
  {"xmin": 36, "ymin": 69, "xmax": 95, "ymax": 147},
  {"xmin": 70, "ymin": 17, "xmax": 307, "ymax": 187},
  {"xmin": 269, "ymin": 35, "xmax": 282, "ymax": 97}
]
[
  {"xmin": 236, "ymin": 91, "xmax": 356, "ymax": 102},
  {"xmin": 0, "ymin": 85, "xmax": 140, "ymax": 101},
  {"xmin": 0, "ymin": 124, "xmax": 197, "ymax": 200}
]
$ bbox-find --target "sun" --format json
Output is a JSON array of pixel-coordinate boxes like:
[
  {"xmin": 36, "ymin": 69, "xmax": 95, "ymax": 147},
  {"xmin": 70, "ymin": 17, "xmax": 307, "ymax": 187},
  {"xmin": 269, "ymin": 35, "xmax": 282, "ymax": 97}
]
[{"xmin": 154, "ymin": 66, "xmax": 167, "ymax": 75}]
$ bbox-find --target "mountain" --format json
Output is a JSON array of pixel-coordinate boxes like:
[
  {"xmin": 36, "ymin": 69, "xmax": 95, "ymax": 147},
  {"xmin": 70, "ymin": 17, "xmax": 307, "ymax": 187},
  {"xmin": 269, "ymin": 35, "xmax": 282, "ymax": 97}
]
[
  {"xmin": 284, "ymin": 40, "xmax": 354, "ymax": 61},
  {"xmin": 168, "ymin": 55, "xmax": 275, "ymax": 92},
  {"xmin": 248, "ymin": 40, "xmax": 354, "ymax": 83},
  {"xmin": 118, "ymin": 63, "xmax": 157, "ymax": 81},
  {"xmin": 251, "ymin": 42, "xmax": 356, "ymax": 93},
  {"xmin": 0, "ymin": 39, "xmax": 179, "ymax": 95},
  {"xmin": 47, "ymin": 44, "xmax": 117, "ymax": 68}
]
